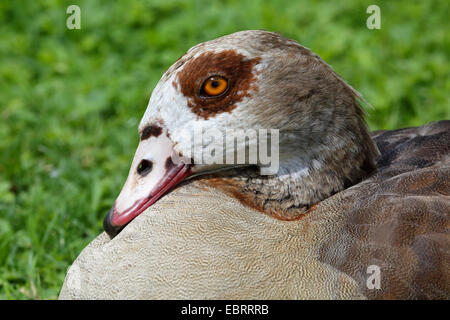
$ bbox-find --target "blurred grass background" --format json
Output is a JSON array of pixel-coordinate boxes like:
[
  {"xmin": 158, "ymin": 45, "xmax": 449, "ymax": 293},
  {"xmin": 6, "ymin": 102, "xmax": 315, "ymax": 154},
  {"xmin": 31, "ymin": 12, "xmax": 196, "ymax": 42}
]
[{"xmin": 0, "ymin": 0, "xmax": 449, "ymax": 299}]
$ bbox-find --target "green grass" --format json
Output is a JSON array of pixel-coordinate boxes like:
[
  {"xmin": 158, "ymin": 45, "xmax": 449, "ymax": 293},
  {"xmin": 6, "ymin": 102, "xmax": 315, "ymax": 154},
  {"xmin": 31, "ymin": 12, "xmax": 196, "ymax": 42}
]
[{"xmin": 0, "ymin": 0, "xmax": 449, "ymax": 299}]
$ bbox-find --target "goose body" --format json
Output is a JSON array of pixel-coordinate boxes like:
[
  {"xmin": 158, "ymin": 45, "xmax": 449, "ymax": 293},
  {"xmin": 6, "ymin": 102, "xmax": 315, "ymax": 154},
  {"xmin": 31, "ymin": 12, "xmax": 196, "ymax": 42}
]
[{"xmin": 59, "ymin": 31, "xmax": 449, "ymax": 299}]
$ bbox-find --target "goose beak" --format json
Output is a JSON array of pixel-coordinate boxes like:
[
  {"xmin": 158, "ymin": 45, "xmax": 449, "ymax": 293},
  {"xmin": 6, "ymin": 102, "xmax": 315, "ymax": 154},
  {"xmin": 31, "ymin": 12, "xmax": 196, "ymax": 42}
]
[{"xmin": 104, "ymin": 129, "xmax": 192, "ymax": 238}]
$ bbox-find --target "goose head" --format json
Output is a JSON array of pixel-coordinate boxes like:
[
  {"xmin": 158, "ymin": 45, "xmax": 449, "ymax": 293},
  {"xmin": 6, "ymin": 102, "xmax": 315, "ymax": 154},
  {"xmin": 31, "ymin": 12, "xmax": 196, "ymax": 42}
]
[{"xmin": 104, "ymin": 30, "xmax": 380, "ymax": 238}]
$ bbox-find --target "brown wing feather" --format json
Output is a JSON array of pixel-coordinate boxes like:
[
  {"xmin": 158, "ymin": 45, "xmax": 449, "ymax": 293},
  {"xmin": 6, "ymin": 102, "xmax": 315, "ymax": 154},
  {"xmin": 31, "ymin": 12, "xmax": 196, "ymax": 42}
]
[{"xmin": 317, "ymin": 120, "xmax": 450, "ymax": 299}]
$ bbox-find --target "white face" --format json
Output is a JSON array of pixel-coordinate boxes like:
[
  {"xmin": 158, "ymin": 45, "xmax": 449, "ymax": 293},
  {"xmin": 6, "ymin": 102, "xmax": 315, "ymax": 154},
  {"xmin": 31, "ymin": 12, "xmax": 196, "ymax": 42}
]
[
  {"xmin": 103, "ymin": 36, "xmax": 271, "ymax": 238},
  {"xmin": 103, "ymin": 30, "xmax": 368, "ymax": 239},
  {"xmin": 139, "ymin": 49, "xmax": 268, "ymax": 163}
]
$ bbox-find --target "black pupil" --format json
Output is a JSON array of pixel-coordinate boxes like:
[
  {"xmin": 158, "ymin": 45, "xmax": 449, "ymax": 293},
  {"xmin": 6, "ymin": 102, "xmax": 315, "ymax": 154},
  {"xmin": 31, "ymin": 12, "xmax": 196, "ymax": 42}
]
[
  {"xmin": 137, "ymin": 160, "xmax": 153, "ymax": 177},
  {"xmin": 211, "ymin": 80, "xmax": 220, "ymax": 88}
]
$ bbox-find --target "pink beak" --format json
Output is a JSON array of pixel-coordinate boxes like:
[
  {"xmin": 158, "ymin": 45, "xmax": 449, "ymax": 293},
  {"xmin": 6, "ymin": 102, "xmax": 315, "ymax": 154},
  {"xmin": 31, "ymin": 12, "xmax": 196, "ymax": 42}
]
[{"xmin": 103, "ymin": 127, "xmax": 191, "ymax": 238}]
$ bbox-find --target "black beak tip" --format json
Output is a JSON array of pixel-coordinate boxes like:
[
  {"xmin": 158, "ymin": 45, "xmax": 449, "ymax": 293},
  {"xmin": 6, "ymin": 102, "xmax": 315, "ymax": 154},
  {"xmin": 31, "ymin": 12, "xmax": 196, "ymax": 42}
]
[{"xmin": 103, "ymin": 207, "xmax": 124, "ymax": 239}]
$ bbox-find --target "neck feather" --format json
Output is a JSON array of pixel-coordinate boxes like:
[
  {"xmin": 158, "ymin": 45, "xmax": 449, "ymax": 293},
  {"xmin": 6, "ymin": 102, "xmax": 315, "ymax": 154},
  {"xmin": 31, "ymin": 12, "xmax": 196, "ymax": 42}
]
[{"xmin": 194, "ymin": 106, "xmax": 379, "ymax": 220}]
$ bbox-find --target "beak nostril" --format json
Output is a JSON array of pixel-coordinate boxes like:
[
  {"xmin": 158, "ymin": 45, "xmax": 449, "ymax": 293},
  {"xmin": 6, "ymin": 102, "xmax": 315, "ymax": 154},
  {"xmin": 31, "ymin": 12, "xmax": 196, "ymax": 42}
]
[{"xmin": 137, "ymin": 159, "xmax": 153, "ymax": 177}]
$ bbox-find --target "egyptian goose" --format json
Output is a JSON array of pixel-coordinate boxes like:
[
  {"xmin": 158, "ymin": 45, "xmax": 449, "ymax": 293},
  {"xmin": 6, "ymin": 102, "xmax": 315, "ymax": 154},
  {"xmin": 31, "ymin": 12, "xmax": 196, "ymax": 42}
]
[{"xmin": 59, "ymin": 31, "xmax": 449, "ymax": 299}]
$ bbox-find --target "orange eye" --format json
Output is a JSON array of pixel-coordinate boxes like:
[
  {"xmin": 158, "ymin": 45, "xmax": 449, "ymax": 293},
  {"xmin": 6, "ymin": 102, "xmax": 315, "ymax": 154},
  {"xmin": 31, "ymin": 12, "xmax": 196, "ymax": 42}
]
[{"xmin": 201, "ymin": 76, "xmax": 228, "ymax": 97}]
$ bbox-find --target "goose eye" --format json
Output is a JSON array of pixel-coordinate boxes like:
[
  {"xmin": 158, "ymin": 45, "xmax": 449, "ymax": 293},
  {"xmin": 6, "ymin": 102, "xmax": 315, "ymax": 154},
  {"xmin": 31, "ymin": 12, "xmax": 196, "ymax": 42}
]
[{"xmin": 201, "ymin": 76, "xmax": 228, "ymax": 97}]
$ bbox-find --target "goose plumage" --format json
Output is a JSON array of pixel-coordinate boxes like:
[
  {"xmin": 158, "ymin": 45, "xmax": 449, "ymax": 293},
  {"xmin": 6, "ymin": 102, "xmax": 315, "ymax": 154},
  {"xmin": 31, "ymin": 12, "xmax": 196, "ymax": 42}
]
[{"xmin": 59, "ymin": 31, "xmax": 449, "ymax": 300}]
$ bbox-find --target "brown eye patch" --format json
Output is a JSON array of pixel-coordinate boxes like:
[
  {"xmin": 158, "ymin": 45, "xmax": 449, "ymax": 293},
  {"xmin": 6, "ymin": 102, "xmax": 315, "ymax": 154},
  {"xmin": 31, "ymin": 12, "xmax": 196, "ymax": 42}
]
[{"xmin": 176, "ymin": 50, "xmax": 261, "ymax": 119}]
